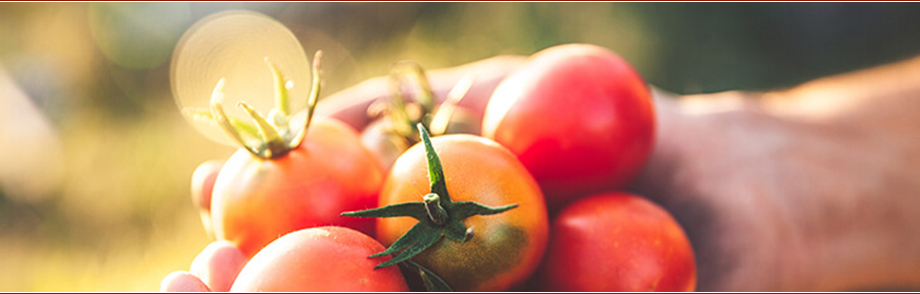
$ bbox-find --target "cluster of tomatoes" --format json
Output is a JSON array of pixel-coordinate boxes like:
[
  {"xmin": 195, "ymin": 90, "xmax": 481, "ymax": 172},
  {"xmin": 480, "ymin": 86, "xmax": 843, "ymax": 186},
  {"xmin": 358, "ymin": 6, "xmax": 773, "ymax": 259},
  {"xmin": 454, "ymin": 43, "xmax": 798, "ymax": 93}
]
[{"xmin": 161, "ymin": 43, "xmax": 697, "ymax": 292}]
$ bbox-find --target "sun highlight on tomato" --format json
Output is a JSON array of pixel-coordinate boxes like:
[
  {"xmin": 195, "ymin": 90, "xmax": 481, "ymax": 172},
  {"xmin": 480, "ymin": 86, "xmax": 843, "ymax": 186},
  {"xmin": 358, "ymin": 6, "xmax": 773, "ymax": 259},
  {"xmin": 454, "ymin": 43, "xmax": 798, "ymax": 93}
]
[{"xmin": 201, "ymin": 52, "xmax": 384, "ymax": 257}]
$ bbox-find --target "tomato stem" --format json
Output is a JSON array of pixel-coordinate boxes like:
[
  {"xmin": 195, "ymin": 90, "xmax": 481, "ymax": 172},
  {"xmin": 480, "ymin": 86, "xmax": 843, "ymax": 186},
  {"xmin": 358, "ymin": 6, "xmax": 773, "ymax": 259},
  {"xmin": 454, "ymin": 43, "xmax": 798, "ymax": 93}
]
[
  {"xmin": 423, "ymin": 193, "xmax": 449, "ymax": 226},
  {"xmin": 398, "ymin": 62, "xmax": 436, "ymax": 118},
  {"xmin": 429, "ymin": 74, "xmax": 474, "ymax": 136},
  {"xmin": 238, "ymin": 101, "xmax": 287, "ymax": 158},
  {"xmin": 201, "ymin": 50, "xmax": 324, "ymax": 159},
  {"xmin": 379, "ymin": 61, "xmax": 443, "ymax": 147},
  {"xmin": 404, "ymin": 260, "xmax": 453, "ymax": 292},
  {"xmin": 289, "ymin": 50, "xmax": 323, "ymax": 150},
  {"xmin": 210, "ymin": 78, "xmax": 261, "ymax": 157},
  {"xmin": 340, "ymin": 123, "xmax": 518, "ymax": 273},
  {"xmin": 418, "ymin": 124, "xmax": 452, "ymax": 205},
  {"xmin": 265, "ymin": 57, "xmax": 291, "ymax": 117}
]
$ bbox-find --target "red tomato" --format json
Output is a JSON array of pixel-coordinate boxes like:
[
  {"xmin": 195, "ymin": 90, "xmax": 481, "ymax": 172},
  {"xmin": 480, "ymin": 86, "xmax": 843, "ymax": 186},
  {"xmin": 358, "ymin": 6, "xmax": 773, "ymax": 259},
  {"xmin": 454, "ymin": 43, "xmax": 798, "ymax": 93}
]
[
  {"xmin": 482, "ymin": 44, "xmax": 655, "ymax": 209},
  {"xmin": 376, "ymin": 134, "xmax": 549, "ymax": 292},
  {"xmin": 211, "ymin": 118, "xmax": 385, "ymax": 257},
  {"xmin": 160, "ymin": 271, "xmax": 211, "ymax": 292},
  {"xmin": 189, "ymin": 240, "xmax": 247, "ymax": 292},
  {"xmin": 231, "ymin": 226, "xmax": 409, "ymax": 292},
  {"xmin": 537, "ymin": 193, "xmax": 696, "ymax": 292}
]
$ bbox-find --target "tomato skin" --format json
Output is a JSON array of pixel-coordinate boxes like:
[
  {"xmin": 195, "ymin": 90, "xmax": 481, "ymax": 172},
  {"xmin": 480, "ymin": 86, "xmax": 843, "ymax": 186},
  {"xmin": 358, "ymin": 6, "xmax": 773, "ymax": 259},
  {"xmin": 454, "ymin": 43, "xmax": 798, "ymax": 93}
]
[
  {"xmin": 230, "ymin": 226, "xmax": 409, "ymax": 292},
  {"xmin": 537, "ymin": 193, "xmax": 696, "ymax": 292},
  {"xmin": 359, "ymin": 119, "xmax": 406, "ymax": 172},
  {"xmin": 211, "ymin": 118, "xmax": 385, "ymax": 257},
  {"xmin": 482, "ymin": 44, "xmax": 655, "ymax": 210},
  {"xmin": 376, "ymin": 134, "xmax": 549, "ymax": 292}
]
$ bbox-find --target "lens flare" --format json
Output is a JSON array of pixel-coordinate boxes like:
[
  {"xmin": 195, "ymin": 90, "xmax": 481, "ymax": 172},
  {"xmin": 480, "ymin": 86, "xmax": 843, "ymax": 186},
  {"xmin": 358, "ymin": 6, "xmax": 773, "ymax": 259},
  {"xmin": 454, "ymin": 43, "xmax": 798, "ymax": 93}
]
[{"xmin": 171, "ymin": 10, "xmax": 311, "ymax": 145}]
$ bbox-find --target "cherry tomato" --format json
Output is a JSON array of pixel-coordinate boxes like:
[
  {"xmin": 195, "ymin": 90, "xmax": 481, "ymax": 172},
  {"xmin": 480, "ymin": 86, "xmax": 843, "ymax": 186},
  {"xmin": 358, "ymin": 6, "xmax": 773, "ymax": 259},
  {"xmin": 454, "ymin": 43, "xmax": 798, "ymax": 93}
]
[
  {"xmin": 190, "ymin": 160, "xmax": 223, "ymax": 238},
  {"xmin": 211, "ymin": 118, "xmax": 385, "ymax": 257},
  {"xmin": 189, "ymin": 240, "xmax": 247, "ymax": 292},
  {"xmin": 231, "ymin": 226, "xmax": 409, "ymax": 292},
  {"xmin": 482, "ymin": 44, "xmax": 656, "ymax": 209},
  {"xmin": 160, "ymin": 271, "xmax": 211, "ymax": 292},
  {"xmin": 376, "ymin": 134, "xmax": 549, "ymax": 291},
  {"xmin": 360, "ymin": 119, "xmax": 408, "ymax": 172},
  {"xmin": 537, "ymin": 193, "xmax": 696, "ymax": 292}
]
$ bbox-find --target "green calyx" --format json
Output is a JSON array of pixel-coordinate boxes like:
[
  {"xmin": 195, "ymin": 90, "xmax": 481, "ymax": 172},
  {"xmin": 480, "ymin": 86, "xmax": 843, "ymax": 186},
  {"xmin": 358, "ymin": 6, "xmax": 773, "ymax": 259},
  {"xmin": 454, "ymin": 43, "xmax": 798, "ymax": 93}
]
[
  {"xmin": 341, "ymin": 124, "xmax": 518, "ymax": 290},
  {"xmin": 182, "ymin": 51, "xmax": 324, "ymax": 159},
  {"xmin": 372, "ymin": 62, "xmax": 475, "ymax": 150}
]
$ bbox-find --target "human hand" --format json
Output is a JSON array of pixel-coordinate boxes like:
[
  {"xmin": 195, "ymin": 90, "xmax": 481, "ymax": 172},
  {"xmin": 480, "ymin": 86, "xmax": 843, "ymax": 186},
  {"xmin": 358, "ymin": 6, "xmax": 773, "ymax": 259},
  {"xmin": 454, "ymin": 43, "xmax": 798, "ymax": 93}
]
[
  {"xmin": 316, "ymin": 54, "xmax": 920, "ymax": 292},
  {"xmin": 632, "ymin": 59, "xmax": 920, "ymax": 291},
  {"xmin": 161, "ymin": 240, "xmax": 247, "ymax": 292}
]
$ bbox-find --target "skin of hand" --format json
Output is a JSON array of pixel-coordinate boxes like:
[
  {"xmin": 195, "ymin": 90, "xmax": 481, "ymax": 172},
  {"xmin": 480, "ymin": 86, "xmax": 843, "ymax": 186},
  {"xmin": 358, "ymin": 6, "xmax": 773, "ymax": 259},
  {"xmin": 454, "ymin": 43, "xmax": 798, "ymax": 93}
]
[
  {"xmin": 635, "ymin": 87, "xmax": 920, "ymax": 291},
  {"xmin": 308, "ymin": 54, "xmax": 920, "ymax": 292},
  {"xmin": 637, "ymin": 55, "xmax": 920, "ymax": 291}
]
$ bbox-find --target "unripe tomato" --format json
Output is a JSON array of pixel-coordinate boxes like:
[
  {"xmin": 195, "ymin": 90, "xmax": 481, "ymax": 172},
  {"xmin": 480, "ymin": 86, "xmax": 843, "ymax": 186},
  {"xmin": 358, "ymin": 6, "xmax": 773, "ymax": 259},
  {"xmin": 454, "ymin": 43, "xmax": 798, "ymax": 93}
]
[
  {"xmin": 211, "ymin": 118, "xmax": 385, "ymax": 257},
  {"xmin": 482, "ymin": 44, "xmax": 655, "ymax": 210},
  {"xmin": 231, "ymin": 226, "xmax": 409, "ymax": 292},
  {"xmin": 376, "ymin": 134, "xmax": 549, "ymax": 291},
  {"xmin": 537, "ymin": 193, "xmax": 696, "ymax": 292}
]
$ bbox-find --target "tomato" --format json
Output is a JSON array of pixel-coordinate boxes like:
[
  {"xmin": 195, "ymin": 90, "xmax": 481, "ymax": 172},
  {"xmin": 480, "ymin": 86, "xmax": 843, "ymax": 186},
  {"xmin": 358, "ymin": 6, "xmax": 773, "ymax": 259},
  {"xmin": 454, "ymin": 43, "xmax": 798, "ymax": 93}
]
[
  {"xmin": 376, "ymin": 134, "xmax": 549, "ymax": 292},
  {"xmin": 360, "ymin": 119, "xmax": 408, "ymax": 172},
  {"xmin": 482, "ymin": 44, "xmax": 656, "ymax": 209},
  {"xmin": 211, "ymin": 118, "xmax": 385, "ymax": 257},
  {"xmin": 189, "ymin": 240, "xmax": 247, "ymax": 292},
  {"xmin": 160, "ymin": 271, "xmax": 211, "ymax": 292},
  {"xmin": 230, "ymin": 226, "xmax": 409, "ymax": 292},
  {"xmin": 190, "ymin": 160, "xmax": 223, "ymax": 238},
  {"xmin": 537, "ymin": 193, "xmax": 696, "ymax": 292}
]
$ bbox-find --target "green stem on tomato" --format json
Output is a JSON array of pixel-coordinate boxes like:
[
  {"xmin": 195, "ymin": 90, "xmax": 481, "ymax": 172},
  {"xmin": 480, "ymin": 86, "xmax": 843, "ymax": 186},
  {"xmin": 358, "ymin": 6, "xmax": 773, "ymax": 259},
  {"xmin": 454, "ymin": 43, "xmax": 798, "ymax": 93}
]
[
  {"xmin": 192, "ymin": 50, "xmax": 324, "ymax": 159},
  {"xmin": 210, "ymin": 78, "xmax": 261, "ymax": 157},
  {"xmin": 429, "ymin": 74, "xmax": 474, "ymax": 136},
  {"xmin": 340, "ymin": 123, "xmax": 518, "ymax": 271},
  {"xmin": 290, "ymin": 50, "xmax": 323, "ymax": 150},
  {"xmin": 238, "ymin": 101, "xmax": 287, "ymax": 158},
  {"xmin": 264, "ymin": 57, "xmax": 291, "ymax": 117}
]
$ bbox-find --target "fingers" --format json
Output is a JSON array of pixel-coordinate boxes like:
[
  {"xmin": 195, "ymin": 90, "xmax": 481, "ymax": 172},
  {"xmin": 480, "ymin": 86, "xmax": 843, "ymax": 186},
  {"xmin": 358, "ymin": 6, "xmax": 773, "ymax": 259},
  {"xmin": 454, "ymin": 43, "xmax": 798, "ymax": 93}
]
[
  {"xmin": 160, "ymin": 271, "xmax": 211, "ymax": 292},
  {"xmin": 191, "ymin": 160, "xmax": 224, "ymax": 238},
  {"xmin": 189, "ymin": 240, "xmax": 248, "ymax": 292},
  {"xmin": 315, "ymin": 55, "xmax": 527, "ymax": 132}
]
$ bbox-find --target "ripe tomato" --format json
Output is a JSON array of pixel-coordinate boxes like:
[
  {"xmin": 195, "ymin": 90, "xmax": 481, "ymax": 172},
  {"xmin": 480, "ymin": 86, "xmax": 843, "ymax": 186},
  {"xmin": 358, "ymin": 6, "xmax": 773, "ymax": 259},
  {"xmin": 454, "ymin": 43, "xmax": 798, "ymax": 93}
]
[
  {"xmin": 189, "ymin": 240, "xmax": 247, "ymax": 292},
  {"xmin": 482, "ymin": 44, "xmax": 655, "ymax": 209},
  {"xmin": 376, "ymin": 134, "xmax": 549, "ymax": 292},
  {"xmin": 231, "ymin": 226, "xmax": 410, "ymax": 292},
  {"xmin": 211, "ymin": 118, "xmax": 385, "ymax": 257},
  {"xmin": 537, "ymin": 193, "xmax": 696, "ymax": 292}
]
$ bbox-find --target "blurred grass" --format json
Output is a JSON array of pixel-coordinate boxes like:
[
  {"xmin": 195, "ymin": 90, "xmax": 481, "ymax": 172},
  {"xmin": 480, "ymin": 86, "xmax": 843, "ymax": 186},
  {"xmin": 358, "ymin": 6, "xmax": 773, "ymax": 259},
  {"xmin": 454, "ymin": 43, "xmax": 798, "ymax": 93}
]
[{"xmin": 2, "ymin": 2, "xmax": 920, "ymax": 291}]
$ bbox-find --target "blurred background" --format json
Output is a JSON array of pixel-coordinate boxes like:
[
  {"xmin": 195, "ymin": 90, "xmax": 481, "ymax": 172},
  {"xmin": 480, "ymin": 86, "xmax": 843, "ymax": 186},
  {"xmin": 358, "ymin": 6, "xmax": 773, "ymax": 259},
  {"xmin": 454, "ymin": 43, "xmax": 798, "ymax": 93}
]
[{"xmin": 2, "ymin": 3, "xmax": 920, "ymax": 291}]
